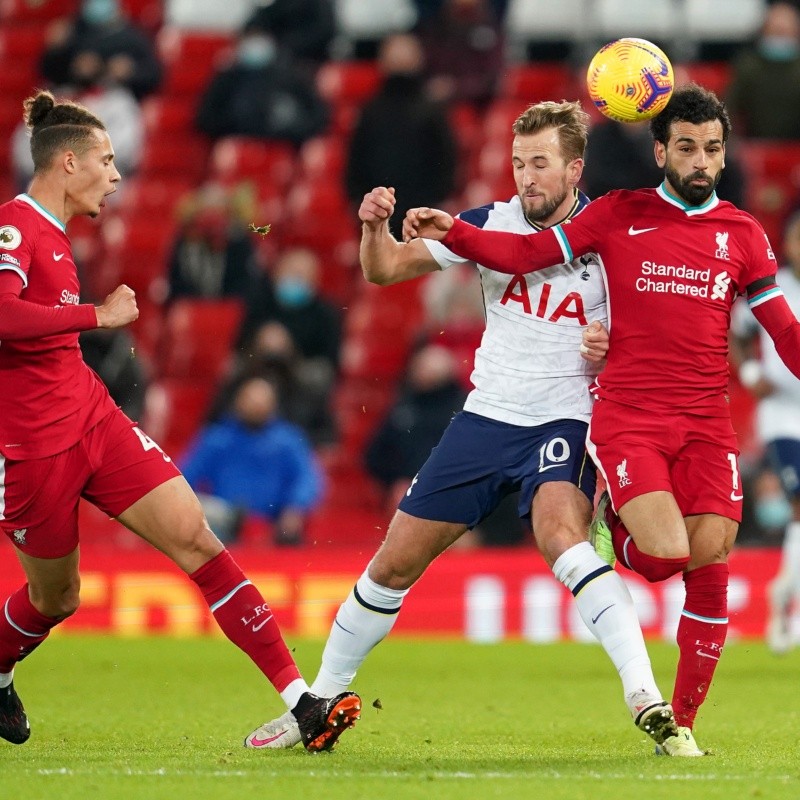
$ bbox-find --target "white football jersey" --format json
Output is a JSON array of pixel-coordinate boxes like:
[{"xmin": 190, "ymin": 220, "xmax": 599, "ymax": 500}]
[
  {"xmin": 732, "ymin": 266, "xmax": 800, "ymax": 442},
  {"xmin": 424, "ymin": 193, "xmax": 608, "ymax": 426}
]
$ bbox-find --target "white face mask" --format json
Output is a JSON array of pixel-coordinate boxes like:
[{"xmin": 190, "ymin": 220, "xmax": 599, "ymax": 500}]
[
  {"xmin": 758, "ymin": 35, "xmax": 800, "ymax": 61},
  {"xmin": 237, "ymin": 37, "xmax": 277, "ymax": 68}
]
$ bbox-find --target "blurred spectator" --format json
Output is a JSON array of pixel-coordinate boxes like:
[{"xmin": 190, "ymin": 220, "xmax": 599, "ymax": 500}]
[
  {"xmin": 244, "ymin": 0, "xmax": 336, "ymax": 70},
  {"xmin": 345, "ymin": 33, "xmax": 458, "ymax": 236},
  {"xmin": 726, "ymin": 1, "xmax": 800, "ymax": 139},
  {"xmin": 731, "ymin": 211, "xmax": 800, "ymax": 654},
  {"xmin": 181, "ymin": 377, "xmax": 323, "ymax": 546},
  {"xmin": 80, "ymin": 327, "xmax": 147, "ymax": 420},
  {"xmin": 195, "ymin": 28, "xmax": 329, "ymax": 144},
  {"xmin": 582, "ymin": 117, "xmax": 746, "ymax": 208},
  {"xmin": 165, "ymin": 0, "xmax": 255, "ymax": 31},
  {"xmin": 365, "ymin": 345, "xmax": 466, "ymax": 511},
  {"xmin": 212, "ymin": 321, "xmax": 337, "ymax": 446},
  {"xmin": 12, "ymin": 70, "xmax": 142, "ymax": 191},
  {"xmin": 421, "ymin": 264, "xmax": 485, "ymax": 389},
  {"xmin": 240, "ymin": 247, "xmax": 342, "ymax": 374},
  {"xmin": 166, "ymin": 182, "xmax": 259, "ymax": 303},
  {"xmin": 40, "ymin": 0, "xmax": 162, "ymax": 101},
  {"xmin": 413, "ymin": 0, "xmax": 508, "ymax": 22},
  {"xmin": 417, "ymin": 0, "xmax": 504, "ymax": 108}
]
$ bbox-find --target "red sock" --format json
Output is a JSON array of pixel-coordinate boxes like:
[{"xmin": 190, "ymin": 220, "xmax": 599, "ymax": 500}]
[
  {"xmin": 609, "ymin": 515, "xmax": 689, "ymax": 582},
  {"xmin": 0, "ymin": 585, "xmax": 61, "ymax": 673},
  {"xmin": 673, "ymin": 563, "xmax": 729, "ymax": 729},
  {"xmin": 190, "ymin": 550, "xmax": 302, "ymax": 693}
]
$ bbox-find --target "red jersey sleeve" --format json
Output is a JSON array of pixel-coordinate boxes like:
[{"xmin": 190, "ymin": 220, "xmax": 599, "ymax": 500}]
[
  {"xmin": 441, "ymin": 196, "xmax": 610, "ymax": 274},
  {"xmin": 0, "ymin": 212, "xmax": 33, "ymax": 286}
]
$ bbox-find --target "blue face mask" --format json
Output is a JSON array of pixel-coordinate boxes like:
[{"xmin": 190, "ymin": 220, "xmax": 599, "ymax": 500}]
[
  {"xmin": 755, "ymin": 495, "xmax": 793, "ymax": 529},
  {"xmin": 82, "ymin": 0, "xmax": 119, "ymax": 25},
  {"xmin": 275, "ymin": 278, "xmax": 313, "ymax": 307},
  {"xmin": 758, "ymin": 35, "xmax": 800, "ymax": 62},
  {"xmin": 237, "ymin": 37, "xmax": 276, "ymax": 69}
]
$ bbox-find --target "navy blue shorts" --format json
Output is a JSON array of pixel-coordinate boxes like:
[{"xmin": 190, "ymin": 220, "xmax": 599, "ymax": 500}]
[
  {"xmin": 766, "ymin": 438, "xmax": 800, "ymax": 498},
  {"xmin": 398, "ymin": 411, "xmax": 596, "ymax": 527}
]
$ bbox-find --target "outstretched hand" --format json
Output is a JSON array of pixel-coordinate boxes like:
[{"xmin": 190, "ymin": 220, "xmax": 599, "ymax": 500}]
[{"xmin": 402, "ymin": 207, "xmax": 455, "ymax": 243}]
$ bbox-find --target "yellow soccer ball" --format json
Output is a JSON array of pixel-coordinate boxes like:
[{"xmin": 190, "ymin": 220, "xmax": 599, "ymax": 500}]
[{"xmin": 586, "ymin": 38, "xmax": 674, "ymax": 123}]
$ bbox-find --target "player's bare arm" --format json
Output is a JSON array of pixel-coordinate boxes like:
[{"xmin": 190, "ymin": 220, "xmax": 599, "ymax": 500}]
[
  {"xmin": 359, "ymin": 187, "xmax": 439, "ymax": 285},
  {"xmin": 580, "ymin": 320, "xmax": 609, "ymax": 364},
  {"xmin": 95, "ymin": 284, "xmax": 139, "ymax": 329},
  {"xmin": 403, "ymin": 207, "xmax": 454, "ymax": 243}
]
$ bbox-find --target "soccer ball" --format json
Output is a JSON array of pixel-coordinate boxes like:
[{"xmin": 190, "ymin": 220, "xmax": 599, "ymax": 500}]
[{"xmin": 586, "ymin": 38, "xmax": 674, "ymax": 123}]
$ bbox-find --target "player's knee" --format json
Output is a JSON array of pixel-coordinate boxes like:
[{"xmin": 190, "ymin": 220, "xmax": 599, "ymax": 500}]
[
  {"xmin": 368, "ymin": 553, "xmax": 424, "ymax": 590},
  {"xmin": 31, "ymin": 583, "xmax": 81, "ymax": 620},
  {"xmin": 638, "ymin": 553, "xmax": 690, "ymax": 583}
]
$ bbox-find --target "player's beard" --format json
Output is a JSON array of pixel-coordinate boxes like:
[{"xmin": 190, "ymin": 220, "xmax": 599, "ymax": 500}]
[
  {"xmin": 664, "ymin": 165, "xmax": 721, "ymax": 206},
  {"xmin": 520, "ymin": 186, "xmax": 569, "ymax": 225}
]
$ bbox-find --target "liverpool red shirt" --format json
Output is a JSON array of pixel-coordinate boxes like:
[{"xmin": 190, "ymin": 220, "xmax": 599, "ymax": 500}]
[
  {"xmin": 442, "ymin": 185, "xmax": 779, "ymax": 416},
  {"xmin": 0, "ymin": 195, "xmax": 116, "ymax": 459}
]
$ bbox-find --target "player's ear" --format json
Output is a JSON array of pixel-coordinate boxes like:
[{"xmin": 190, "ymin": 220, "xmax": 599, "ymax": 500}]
[
  {"xmin": 653, "ymin": 140, "xmax": 666, "ymax": 168},
  {"xmin": 568, "ymin": 157, "xmax": 584, "ymax": 185},
  {"xmin": 63, "ymin": 150, "xmax": 78, "ymax": 174}
]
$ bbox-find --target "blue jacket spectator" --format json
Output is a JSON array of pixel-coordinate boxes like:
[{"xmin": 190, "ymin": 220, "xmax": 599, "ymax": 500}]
[{"xmin": 181, "ymin": 377, "xmax": 323, "ymax": 545}]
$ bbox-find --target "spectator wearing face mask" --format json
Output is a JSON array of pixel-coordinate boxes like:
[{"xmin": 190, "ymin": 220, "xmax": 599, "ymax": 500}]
[
  {"xmin": 40, "ymin": 0, "xmax": 162, "ymax": 101},
  {"xmin": 240, "ymin": 247, "xmax": 342, "ymax": 378},
  {"xmin": 195, "ymin": 27, "xmax": 329, "ymax": 144},
  {"xmin": 726, "ymin": 1, "xmax": 800, "ymax": 139}
]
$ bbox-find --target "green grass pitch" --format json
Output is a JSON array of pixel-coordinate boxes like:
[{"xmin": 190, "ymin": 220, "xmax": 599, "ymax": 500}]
[{"xmin": 2, "ymin": 635, "xmax": 799, "ymax": 800}]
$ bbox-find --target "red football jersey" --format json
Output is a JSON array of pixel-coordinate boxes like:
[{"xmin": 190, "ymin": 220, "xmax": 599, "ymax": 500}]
[
  {"xmin": 444, "ymin": 186, "xmax": 778, "ymax": 415},
  {"xmin": 0, "ymin": 195, "xmax": 116, "ymax": 459}
]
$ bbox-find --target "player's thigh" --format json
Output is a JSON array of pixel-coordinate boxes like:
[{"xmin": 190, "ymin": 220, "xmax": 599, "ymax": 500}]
[
  {"xmin": 684, "ymin": 513, "xmax": 738, "ymax": 569},
  {"xmin": 81, "ymin": 412, "xmax": 216, "ymax": 573},
  {"xmin": 0, "ymin": 447, "xmax": 87, "ymax": 560},
  {"xmin": 14, "ymin": 546, "xmax": 81, "ymax": 619},
  {"xmin": 618, "ymin": 490, "xmax": 689, "ymax": 558},
  {"xmin": 369, "ymin": 510, "xmax": 468, "ymax": 590},
  {"xmin": 672, "ymin": 418, "xmax": 743, "ymax": 523},
  {"xmin": 530, "ymin": 482, "xmax": 593, "ymax": 567},
  {"xmin": 116, "ymin": 476, "xmax": 222, "ymax": 574}
]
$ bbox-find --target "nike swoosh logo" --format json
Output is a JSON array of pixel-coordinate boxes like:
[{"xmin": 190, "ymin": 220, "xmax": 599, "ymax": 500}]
[
  {"xmin": 591, "ymin": 604, "xmax": 615, "ymax": 624},
  {"xmin": 628, "ymin": 226, "xmax": 658, "ymax": 236},
  {"xmin": 539, "ymin": 463, "xmax": 567, "ymax": 473},
  {"xmin": 249, "ymin": 729, "xmax": 289, "ymax": 747},
  {"xmin": 696, "ymin": 649, "xmax": 720, "ymax": 661},
  {"xmin": 53, "ymin": 252, "xmax": 64, "ymax": 261},
  {"xmin": 252, "ymin": 614, "xmax": 274, "ymax": 632},
  {"xmin": 730, "ymin": 492, "xmax": 743, "ymax": 501}
]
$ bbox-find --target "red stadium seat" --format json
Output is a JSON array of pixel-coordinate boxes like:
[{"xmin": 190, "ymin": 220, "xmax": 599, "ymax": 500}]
[
  {"xmin": 140, "ymin": 378, "xmax": 216, "ymax": 458},
  {"xmin": 499, "ymin": 63, "xmax": 574, "ymax": 103},
  {"xmin": 298, "ymin": 135, "xmax": 347, "ymax": 181},
  {"xmin": 0, "ymin": 23, "xmax": 47, "ymax": 59},
  {"xmin": 157, "ymin": 298, "xmax": 244, "ymax": 381},
  {"xmin": 209, "ymin": 137, "xmax": 296, "ymax": 190},
  {"xmin": 739, "ymin": 141, "xmax": 800, "ymax": 256},
  {"xmin": 115, "ymin": 176, "xmax": 195, "ymax": 216},
  {"xmin": 678, "ymin": 61, "xmax": 732, "ymax": 99},
  {"xmin": 139, "ymin": 134, "xmax": 211, "ymax": 181},
  {"xmin": 316, "ymin": 61, "xmax": 381, "ymax": 107},
  {"xmin": 142, "ymin": 96, "xmax": 198, "ymax": 135},
  {"xmin": 157, "ymin": 28, "xmax": 234, "ymax": 96},
  {"xmin": 0, "ymin": 0, "xmax": 77, "ymax": 22}
]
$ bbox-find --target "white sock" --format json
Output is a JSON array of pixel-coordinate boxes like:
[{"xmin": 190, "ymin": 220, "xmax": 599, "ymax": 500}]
[
  {"xmin": 0, "ymin": 670, "xmax": 12, "ymax": 689},
  {"xmin": 772, "ymin": 521, "xmax": 800, "ymax": 608},
  {"xmin": 552, "ymin": 542, "xmax": 660, "ymax": 700},
  {"xmin": 310, "ymin": 569, "xmax": 409, "ymax": 697},
  {"xmin": 280, "ymin": 678, "xmax": 309, "ymax": 710}
]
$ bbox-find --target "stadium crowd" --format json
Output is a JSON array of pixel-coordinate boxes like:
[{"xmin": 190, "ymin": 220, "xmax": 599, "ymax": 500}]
[{"xmin": 2, "ymin": 0, "xmax": 800, "ymax": 556}]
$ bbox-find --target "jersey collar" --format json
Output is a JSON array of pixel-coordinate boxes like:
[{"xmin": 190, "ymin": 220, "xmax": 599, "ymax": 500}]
[
  {"xmin": 656, "ymin": 182, "xmax": 719, "ymax": 216},
  {"xmin": 16, "ymin": 194, "xmax": 67, "ymax": 233}
]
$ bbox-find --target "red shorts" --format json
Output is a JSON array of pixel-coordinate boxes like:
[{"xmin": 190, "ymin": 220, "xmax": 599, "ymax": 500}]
[
  {"xmin": 586, "ymin": 399, "xmax": 743, "ymax": 522},
  {"xmin": 0, "ymin": 409, "xmax": 180, "ymax": 558}
]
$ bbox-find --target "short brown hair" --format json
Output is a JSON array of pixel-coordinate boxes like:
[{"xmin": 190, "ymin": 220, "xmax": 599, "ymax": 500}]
[
  {"xmin": 512, "ymin": 101, "xmax": 589, "ymax": 163},
  {"xmin": 23, "ymin": 90, "xmax": 106, "ymax": 173}
]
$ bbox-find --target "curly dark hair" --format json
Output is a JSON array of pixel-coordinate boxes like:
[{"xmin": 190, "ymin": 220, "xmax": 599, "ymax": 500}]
[
  {"xmin": 23, "ymin": 89, "xmax": 106, "ymax": 173},
  {"xmin": 649, "ymin": 83, "xmax": 732, "ymax": 145}
]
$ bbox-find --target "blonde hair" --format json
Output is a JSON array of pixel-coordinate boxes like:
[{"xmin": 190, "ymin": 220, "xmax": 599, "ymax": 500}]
[{"xmin": 512, "ymin": 101, "xmax": 589, "ymax": 163}]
